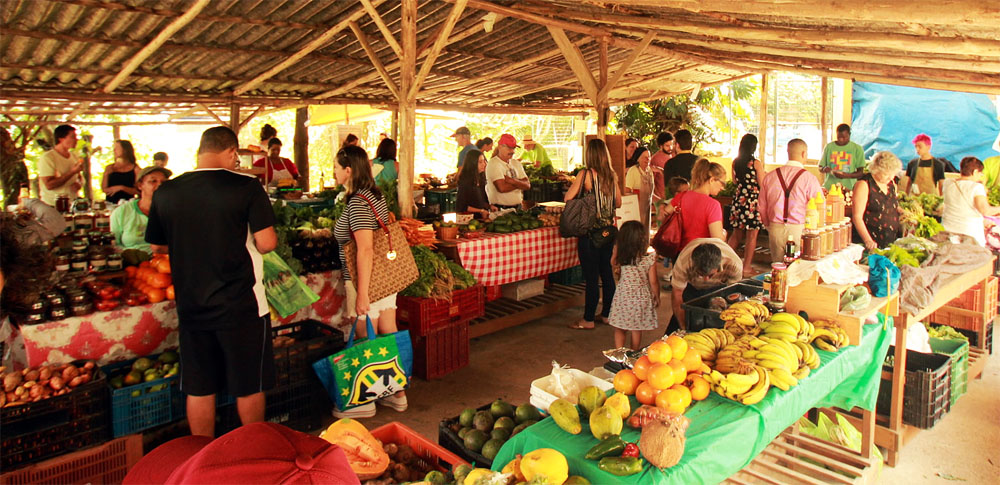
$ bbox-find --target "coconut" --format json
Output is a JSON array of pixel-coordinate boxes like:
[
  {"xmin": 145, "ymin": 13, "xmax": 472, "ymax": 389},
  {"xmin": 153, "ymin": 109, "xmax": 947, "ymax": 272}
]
[{"xmin": 639, "ymin": 417, "xmax": 687, "ymax": 468}]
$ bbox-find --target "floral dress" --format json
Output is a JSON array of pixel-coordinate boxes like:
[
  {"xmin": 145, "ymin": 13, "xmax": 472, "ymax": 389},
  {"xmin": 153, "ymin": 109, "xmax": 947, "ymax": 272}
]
[
  {"xmin": 729, "ymin": 159, "xmax": 764, "ymax": 230},
  {"xmin": 608, "ymin": 252, "xmax": 658, "ymax": 331}
]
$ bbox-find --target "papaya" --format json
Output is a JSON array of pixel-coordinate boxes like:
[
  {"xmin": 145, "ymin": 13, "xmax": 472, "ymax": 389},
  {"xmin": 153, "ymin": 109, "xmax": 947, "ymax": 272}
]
[{"xmin": 319, "ymin": 419, "xmax": 390, "ymax": 480}]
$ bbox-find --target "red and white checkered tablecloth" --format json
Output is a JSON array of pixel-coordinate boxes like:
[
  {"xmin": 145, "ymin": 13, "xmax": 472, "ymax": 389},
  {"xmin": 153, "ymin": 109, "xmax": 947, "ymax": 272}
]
[{"xmin": 455, "ymin": 226, "xmax": 580, "ymax": 286}]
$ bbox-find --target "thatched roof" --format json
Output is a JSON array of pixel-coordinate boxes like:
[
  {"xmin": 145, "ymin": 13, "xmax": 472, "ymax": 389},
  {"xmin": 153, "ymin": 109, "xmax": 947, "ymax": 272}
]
[{"xmin": 1, "ymin": 0, "xmax": 998, "ymax": 120}]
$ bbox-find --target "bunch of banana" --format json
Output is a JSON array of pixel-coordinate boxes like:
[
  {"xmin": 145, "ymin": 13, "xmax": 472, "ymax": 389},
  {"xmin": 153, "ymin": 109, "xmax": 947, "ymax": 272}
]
[
  {"xmin": 714, "ymin": 336, "xmax": 760, "ymax": 374},
  {"xmin": 759, "ymin": 312, "xmax": 814, "ymax": 343},
  {"xmin": 683, "ymin": 328, "xmax": 736, "ymax": 365},
  {"xmin": 745, "ymin": 336, "xmax": 817, "ymax": 391},
  {"xmin": 702, "ymin": 366, "xmax": 770, "ymax": 405},
  {"xmin": 719, "ymin": 301, "xmax": 770, "ymax": 336},
  {"xmin": 809, "ymin": 320, "xmax": 850, "ymax": 351}
]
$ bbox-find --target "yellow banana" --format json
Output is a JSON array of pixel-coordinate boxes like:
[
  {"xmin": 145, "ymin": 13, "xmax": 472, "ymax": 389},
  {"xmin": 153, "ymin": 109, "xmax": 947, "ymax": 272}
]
[
  {"xmin": 793, "ymin": 365, "xmax": 811, "ymax": 380},
  {"xmin": 740, "ymin": 367, "xmax": 771, "ymax": 405},
  {"xmin": 759, "ymin": 344, "xmax": 795, "ymax": 363},
  {"xmin": 769, "ymin": 313, "xmax": 801, "ymax": 332},
  {"xmin": 814, "ymin": 339, "xmax": 839, "ymax": 352},
  {"xmin": 793, "ymin": 341, "xmax": 820, "ymax": 369},
  {"xmin": 769, "ymin": 368, "xmax": 799, "ymax": 390}
]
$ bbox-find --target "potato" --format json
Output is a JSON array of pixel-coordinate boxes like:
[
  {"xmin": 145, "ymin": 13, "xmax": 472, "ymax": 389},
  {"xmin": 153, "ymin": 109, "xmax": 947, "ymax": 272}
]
[
  {"xmin": 69, "ymin": 376, "xmax": 84, "ymax": 388},
  {"xmin": 62, "ymin": 365, "xmax": 80, "ymax": 381},
  {"xmin": 24, "ymin": 369, "xmax": 39, "ymax": 382},
  {"xmin": 50, "ymin": 376, "xmax": 65, "ymax": 390},
  {"xmin": 39, "ymin": 366, "xmax": 53, "ymax": 381},
  {"xmin": 3, "ymin": 372, "xmax": 22, "ymax": 392}
]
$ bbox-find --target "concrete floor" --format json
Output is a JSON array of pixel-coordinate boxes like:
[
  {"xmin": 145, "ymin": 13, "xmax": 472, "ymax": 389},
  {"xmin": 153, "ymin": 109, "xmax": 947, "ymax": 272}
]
[{"xmin": 351, "ymin": 290, "xmax": 1000, "ymax": 484}]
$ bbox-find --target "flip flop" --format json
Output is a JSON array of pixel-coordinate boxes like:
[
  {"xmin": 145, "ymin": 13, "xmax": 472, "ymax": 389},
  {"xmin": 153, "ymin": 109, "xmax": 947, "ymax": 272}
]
[{"xmin": 568, "ymin": 322, "xmax": 596, "ymax": 330}]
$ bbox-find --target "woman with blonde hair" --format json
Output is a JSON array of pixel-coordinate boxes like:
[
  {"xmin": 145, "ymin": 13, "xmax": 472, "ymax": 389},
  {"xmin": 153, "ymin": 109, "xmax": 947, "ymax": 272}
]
[
  {"xmin": 671, "ymin": 158, "xmax": 726, "ymax": 252},
  {"xmin": 853, "ymin": 151, "xmax": 903, "ymax": 250},
  {"xmin": 564, "ymin": 138, "xmax": 622, "ymax": 330}
]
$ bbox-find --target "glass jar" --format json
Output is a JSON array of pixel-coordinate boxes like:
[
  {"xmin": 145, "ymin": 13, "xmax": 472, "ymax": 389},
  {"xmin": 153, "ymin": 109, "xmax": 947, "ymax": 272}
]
[
  {"xmin": 47, "ymin": 292, "xmax": 66, "ymax": 307},
  {"xmin": 837, "ymin": 222, "xmax": 848, "ymax": 251},
  {"xmin": 95, "ymin": 209, "xmax": 111, "ymax": 232},
  {"xmin": 26, "ymin": 311, "xmax": 47, "ymax": 323},
  {"xmin": 72, "ymin": 198, "xmax": 90, "ymax": 213},
  {"xmin": 71, "ymin": 253, "xmax": 88, "ymax": 272},
  {"xmin": 88, "ymin": 230, "xmax": 104, "ymax": 247},
  {"xmin": 90, "ymin": 253, "xmax": 107, "ymax": 272},
  {"xmin": 71, "ymin": 301, "xmax": 94, "ymax": 317},
  {"xmin": 73, "ymin": 213, "xmax": 93, "ymax": 236},
  {"xmin": 55, "ymin": 254, "xmax": 71, "ymax": 272},
  {"xmin": 822, "ymin": 227, "xmax": 834, "ymax": 257},
  {"xmin": 802, "ymin": 230, "xmax": 821, "ymax": 261},
  {"xmin": 49, "ymin": 305, "xmax": 69, "ymax": 320},
  {"xmin": 103, "ymin": 233, "xmax": 116, "ymax": 247},
  {"xmin": 62, "ymin": 214, "xmax": 74, "ymax": 234},
  {"xmin": 770, "ymin": 263, "xmax": 788, "ymax": 310},
  {"xmin": 68, "ymin": 291, "xmax": 89, "ymax": 305},
  {"xmin": 842, "ymin": 218, "xmax": 853, "ymax": 247},
  {"xmin": 107, "ymin": 253, "xmax": 123, "ymax": 270},
  {"xmin": 56, "ymin": 195, "xmax": 71, "ymax": 213}
]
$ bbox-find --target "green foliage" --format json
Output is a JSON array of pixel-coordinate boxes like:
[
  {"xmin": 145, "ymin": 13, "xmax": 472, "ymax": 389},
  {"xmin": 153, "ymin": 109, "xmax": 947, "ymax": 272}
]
[
  {"xmin": 448, "ymin": 261, "xmax": 476, "ymax": 289},
  {"xmin": 925, "ymin": 323, "xmax": 969, "ymax": 341},
  {"xmin": 872, "ymin": 245, "xmax": 924, "ymax": 267}
]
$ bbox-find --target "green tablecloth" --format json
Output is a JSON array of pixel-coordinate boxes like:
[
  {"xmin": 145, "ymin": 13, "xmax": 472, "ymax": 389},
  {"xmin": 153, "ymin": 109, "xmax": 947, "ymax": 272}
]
[{"xmin": 492, "ymin": 324, "xmax": 891, "ymax": 484}]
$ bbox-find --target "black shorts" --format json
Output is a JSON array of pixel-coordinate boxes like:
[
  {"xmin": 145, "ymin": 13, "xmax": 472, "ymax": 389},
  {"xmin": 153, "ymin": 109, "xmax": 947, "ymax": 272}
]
[{"xmin": 179, "ymin": 315, "xmax": 276, "ymax": 397}]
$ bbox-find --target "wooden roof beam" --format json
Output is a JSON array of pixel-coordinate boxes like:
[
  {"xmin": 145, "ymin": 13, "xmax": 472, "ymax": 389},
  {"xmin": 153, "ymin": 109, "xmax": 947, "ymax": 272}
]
[
  {"xmin": 348, "ymin": 21, "xmax": 400, "ymax": 99},
  {"xmin": 51, "ymin": 0, "xmax": 329, "ymax": 31},
  {"xmin": 358, "ymin": 0, "xmax": 403, "ymax": 58},
  {"xmin": 102, "ymin": 0, "xmax": 211, "ymax": 93},
  {"xmin": 599, "ymin": 31, "xmax": 654, "ymax": 100},
  {"xmin": 409, "ymin": 0, "xmax": 468, "ymax": 100},
  {"xmin": 453, "ymin": 0, "xmax": 609, "ymax": 38},
  {"xmin": 198, "ymin": 103, "xmax": 227, "ymax": 125},
  {"xmin": 471, "ymin": 78, "xmax": 577, "ymax": 107},
  {"xmin": 594, "ymin": 1, "xmax": 1000, "ymax": 28},
  {"xmin": 233, "ymin": 1, "xmax": 382, "ymax": 96},
  {"xmin": 548, "ymin": 27, "xmax": 600, "ymax": 105}
]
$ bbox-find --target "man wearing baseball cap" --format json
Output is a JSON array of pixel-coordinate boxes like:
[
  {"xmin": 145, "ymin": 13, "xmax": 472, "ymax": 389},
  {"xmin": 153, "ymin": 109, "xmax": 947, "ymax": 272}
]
[
  {"xmin": 518, "ymin": 134, "xmax": 553, "ymax": 169},
  {"xmin": 485, "ymin": 133, "xmax": 530, "ymax": 209},
  {"xmin": 451, "ymin": 126, "xmax": 476, "ymax": 169}
]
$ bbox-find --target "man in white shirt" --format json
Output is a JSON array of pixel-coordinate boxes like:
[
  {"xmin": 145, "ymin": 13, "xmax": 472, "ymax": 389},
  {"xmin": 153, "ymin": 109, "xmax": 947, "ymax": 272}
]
[
  {"xmin": 485, "ymin": 133, "xmax": 530, "ymax": 209},
  {"xmin": 38, "ymin": 124, "xmax": 84, "ymax": 205}
]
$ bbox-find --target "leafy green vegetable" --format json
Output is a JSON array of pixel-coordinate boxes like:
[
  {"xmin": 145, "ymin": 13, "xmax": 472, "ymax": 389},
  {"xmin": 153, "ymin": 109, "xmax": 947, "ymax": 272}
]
[
  {"xmin": 448, "ymin": 261, "xmax": 476, "ymax": 289},
  {"xmin": 925, "ymin": 323, "xmax": 969, "ymax": 341}
]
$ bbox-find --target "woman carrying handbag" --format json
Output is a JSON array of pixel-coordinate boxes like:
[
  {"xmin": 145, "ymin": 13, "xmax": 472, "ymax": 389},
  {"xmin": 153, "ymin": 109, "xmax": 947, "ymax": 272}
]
[
  {"xmin": 564, "ymin": 139, "xmax": 621, "ymax": 330},
  {"xmin": 333, "ymin": 146, "xmax": 411, "ymax": 418}
]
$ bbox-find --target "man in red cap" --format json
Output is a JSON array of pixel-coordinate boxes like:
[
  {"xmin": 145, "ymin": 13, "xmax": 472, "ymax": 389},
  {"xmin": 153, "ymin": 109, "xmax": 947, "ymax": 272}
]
[
  {"xmin": 485, "ymin": 133, "xmax": 530, "ymax": 209},
  {"xmin": 123, "ymin": 423, "xmax": 360, "ymax": 484},
  {"xmin": 451, "ymin": 126, "xmax": 476, "ymax": 169}
]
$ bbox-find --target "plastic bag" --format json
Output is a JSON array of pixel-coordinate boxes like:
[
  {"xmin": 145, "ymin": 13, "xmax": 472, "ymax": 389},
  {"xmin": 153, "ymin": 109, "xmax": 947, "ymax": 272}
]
[
  {"xmin": 839, "ymin": 285, "xmax": 872, "ymax": 312},
  {"xmin": 867, "ymin": 254, "xmax": 900, "ymax": 297},
  {"xmin": 798, "ymin": 413, "xmax": 884, "ymax": 476},
  {"xmin": 549, "ymin": 361, "xmax": 581, "ymax": 402},
  {"xmin": 262, "ymin": 252, "xmax": 320, "ymax": 317}
]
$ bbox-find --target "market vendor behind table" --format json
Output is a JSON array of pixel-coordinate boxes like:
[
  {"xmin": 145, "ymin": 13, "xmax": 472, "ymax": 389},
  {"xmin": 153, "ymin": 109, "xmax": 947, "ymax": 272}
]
[
  {"xmin": 110, "ymin": 166, "xmax": 172, "ymax": 253},
  {"xmin": 669, "ymin": 238, "xmax": 743, "ymax": 333},
  {"xmin": 253, "ymin": 137, "xmax": 299, "ymax": 185}
]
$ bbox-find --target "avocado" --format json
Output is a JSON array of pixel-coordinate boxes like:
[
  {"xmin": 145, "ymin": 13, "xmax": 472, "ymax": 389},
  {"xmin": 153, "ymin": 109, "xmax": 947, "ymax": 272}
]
[
  {"xmin": 458, "ymin": 426, "xmax": 472, "ymax": 439},
  {"xmin": 132, "ymin": 357, "xmax": 154, "ymax": 372},
  {"xmin": 490, "ymin": 428, "xmax": 510, "ymax": 441},
  {"xmin": 123, "ymin": 370, "xmax": 143, "ymax": 386},
  {"xmin": 511, "ymin": 419, "xmax": 538, "ymax": 437},
  {"xmin": 473, "ymin": 410, "xmax": 495, "ymax": 432},
  {"xmin": 452, "ymin": 464, "xmax": 473, "ymax": 484},
  {"xmin": 490, "ymin": 399, "xmax": 515, "ymax": 419},
  {"xmin": 459, "ymin": 408, "xmax": 476, "ymax": 428},
  {"xmin": 424, "ymin": 470, "xmax": 447, "ymax": 484},
  {"xmin": 157, "ymin": 351, "xmax": 179, "ymax": 364},
  {"xmin": 515, "ymin": 404, "xmax": 543, "ymax": 424},
  {"xmin": 481, "ymin": 438, "xmax": 504, "ymax": 460},
  {"xmin": 110, "ymin": 375, "xmax": 125, "ymax": 389},
  {"xmin": 493, "ymin": 416, "xmax": 515, "ymax": 431},
  {"xmin": 463, "ymin": 429, "xmax": 488, "ymax": 453}
]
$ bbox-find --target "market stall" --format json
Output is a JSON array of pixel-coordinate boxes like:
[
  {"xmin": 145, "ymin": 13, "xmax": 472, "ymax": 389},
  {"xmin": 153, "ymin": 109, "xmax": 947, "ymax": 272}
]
[{"xmin": 436, "ymin": 226, "xmax": 578, "ymax": 287}]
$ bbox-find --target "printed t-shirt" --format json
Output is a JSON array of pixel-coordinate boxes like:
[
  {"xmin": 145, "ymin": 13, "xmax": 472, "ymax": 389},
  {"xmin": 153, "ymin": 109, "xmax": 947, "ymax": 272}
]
[{"xmin": 819, "ymin": 141, "xmax": 866, "ymax": 190}]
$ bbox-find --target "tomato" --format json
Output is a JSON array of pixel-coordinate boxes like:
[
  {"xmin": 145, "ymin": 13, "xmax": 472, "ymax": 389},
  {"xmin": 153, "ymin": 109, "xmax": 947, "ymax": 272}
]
[
  {"xmin": 154, "ymin": 258, "xmax": 171, "ymax": 274},
  {"xmin": 95, "ymin": 299, "xmax": 119, "ymax": 311},
  {"xmin": 165, "ymin": 285, "xmax": 175, "ymax": 300},
  {"xmin": 150, "ymin": 272, "xmax": 172, "ymax": 289},
  {"xmin": 97, "ymin": 286, "xmax": 117, "ymax": 300},
  {"xmin": 146, "ymin": 288, "xmax": 166, "ymax": 303},
  {"xmin": 124, "ymin": 266, "xmax": 137, "ymax": 277}
]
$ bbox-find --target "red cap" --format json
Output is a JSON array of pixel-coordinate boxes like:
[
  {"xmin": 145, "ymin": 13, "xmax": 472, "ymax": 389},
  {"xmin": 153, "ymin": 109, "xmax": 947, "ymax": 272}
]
[
  {"xmin": 124, "ymin": 423, "xmax": 360, "ymax": 485},
  {"xmin": 497, "ymin": 133, "xmax": 519, "ymax": 148}
]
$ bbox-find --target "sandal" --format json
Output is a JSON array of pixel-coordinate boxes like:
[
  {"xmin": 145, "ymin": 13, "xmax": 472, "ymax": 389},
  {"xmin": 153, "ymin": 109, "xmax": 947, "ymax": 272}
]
[{"xmin": 568, "ymin": 321, "xmax": 596, "ymax": 330}]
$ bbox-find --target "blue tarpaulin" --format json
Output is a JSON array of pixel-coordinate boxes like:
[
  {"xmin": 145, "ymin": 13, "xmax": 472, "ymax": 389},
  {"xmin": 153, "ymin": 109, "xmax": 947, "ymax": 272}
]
[{"xmin": 851, "ymin": 82, "xmax": 1000, "ymax": 164}]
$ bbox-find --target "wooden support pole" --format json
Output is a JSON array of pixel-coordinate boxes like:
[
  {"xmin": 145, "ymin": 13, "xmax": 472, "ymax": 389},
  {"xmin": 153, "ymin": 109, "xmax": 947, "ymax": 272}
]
[
  {"xmin": 112, "ymin": 125, "xmax": 121, "ymax": 141},
  {"xmin": 398, "ymin": 0, "xmax": 417, "ymax": 218},
  {"xmin": 233, "ymin": 1, "xmax": 379, "ymax": 96},
  {"xmin": 229, "ymin": 104, "xmax": 240, "ymax": 133},
  {"xmin": 547, "ymin": 27, "xmax": 599, "ymax": 105},
  {"xmin": 758, "ymin": 73, "xmax": 769, "ymax": 163},
  {"xmin": 409, "ymin": 0, "xmax": 468, "ymax": 100},
  {"xmin": 821, "ymin": 77, "xmax": 829, "ymax": 149},
  {"xmin": 102, "ymin": 0, "xmax": 211, "ymax": 93},
  {"xmin": 358, "ymin": 0, "xmax": 403, "ymax": 58},
  {"xmin": 294, "ymin": 107, "xmax": 309, "ymax": 192},
  {"xmin": 349, "ymin": 21, "xmax": 401, "ymax": 99},
  {"xmin": 596, "ymin": 39, "xmax": 609, "ymax": 140},
  {"xmin": 599, "ymin": 31, "xmax": 654, "ymax": 100}
]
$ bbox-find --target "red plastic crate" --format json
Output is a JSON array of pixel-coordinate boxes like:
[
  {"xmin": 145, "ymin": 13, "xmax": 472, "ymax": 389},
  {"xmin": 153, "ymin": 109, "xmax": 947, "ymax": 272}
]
[
  {"xmin": 370, "ymin": 422, "xmax": 468, "ymax": 472},
  {"xmin": 397, "ymin": 286, "xmax": 484, "ymax": 336},
  {"xmin": 930, "ymin": 276, "xmax": 998, "ymax": 331},
  {"xmin": 408, "ymin": 320, "xmax": 470, "ymax": 380},
  {"xmin": 0, "ymin": 434, "xmax": 142, "ymax": 485},
  {"xmin": 485, "ymin": 285, "xmax": 501, "ymax": 302}
]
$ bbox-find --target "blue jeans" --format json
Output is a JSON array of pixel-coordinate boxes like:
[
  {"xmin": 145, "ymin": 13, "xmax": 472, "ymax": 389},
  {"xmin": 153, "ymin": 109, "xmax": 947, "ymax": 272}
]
[{"xmin": 578, "ymin": 237, "xmax": 615, "ymax": 322}]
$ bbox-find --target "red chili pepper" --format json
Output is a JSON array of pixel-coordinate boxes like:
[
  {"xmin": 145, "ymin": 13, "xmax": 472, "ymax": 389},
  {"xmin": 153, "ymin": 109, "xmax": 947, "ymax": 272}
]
[{"xmin": 622, "ymin": 443, "xmax": 640, "ymax": 458}]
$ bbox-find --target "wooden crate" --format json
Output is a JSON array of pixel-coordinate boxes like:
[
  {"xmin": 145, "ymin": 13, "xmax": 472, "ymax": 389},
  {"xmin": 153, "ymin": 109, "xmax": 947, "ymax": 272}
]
[{"xmin": 725, "ymin": 427, "xmax": 879, "ymax": 485}]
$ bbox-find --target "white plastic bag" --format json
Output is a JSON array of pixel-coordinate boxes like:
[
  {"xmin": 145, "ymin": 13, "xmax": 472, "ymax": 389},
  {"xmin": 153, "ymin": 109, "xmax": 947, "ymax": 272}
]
[{"xmin": 548, "ymin": 361, "xmax": 581, "ymax": 403}]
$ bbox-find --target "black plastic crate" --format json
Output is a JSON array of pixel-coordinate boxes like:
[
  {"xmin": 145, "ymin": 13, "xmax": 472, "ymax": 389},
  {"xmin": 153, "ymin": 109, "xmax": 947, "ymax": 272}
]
[
  {"xmin": 957, "ymin": 322, "xmax": 994, "ymax": 355},
  {"xmin": 438, "ymin": 403, "xmax": 494, "ymax": 469},
  {"xmin": 272, "ymin": 319, "xmax": 345, "ymax": 388},
  {"xmin": 1, "ymin": 364, "xmax": 111, "ymax": 470},
  {"xmin": 682, "ymin": 281, "xmax": 766, "ymax": 331},
  {"xmin": 216, "ymin": 381, "xmax": 323, "ymax": 435},
  {"xmin": 877, "ymin": 347, "xmax": 951, "ymax": 429}
]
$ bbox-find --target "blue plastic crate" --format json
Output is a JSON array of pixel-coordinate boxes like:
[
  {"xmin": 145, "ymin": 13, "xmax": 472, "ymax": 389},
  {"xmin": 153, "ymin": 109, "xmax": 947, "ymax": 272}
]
[{"xmin": 102, "ymin": 356, "xmax": 179, "ymax": 438}]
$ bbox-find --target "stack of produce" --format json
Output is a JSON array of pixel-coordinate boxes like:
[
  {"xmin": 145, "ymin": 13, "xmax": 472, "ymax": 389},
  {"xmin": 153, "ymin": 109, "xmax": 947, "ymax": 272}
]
[
  {"xmin": 612, "ymin": 336, "xmax": 711, "ymax": 415},
  {"xmin": 401, "ymin": 245, "xmax": 466, "ymax": 299},
  {"xmin": 448, "ymin": 400, "xmax": 542, "ymax": 462},
  {"xmin": 719, "ymin": 300, "xmax": 770, "ymax": 336},
  {"xmin": 398, "ymin": 218, "xmax": 438, "ymax": 248},
  {"xmin": 107, "ymin": 351, "xmax": 179, "ymax": 393},
  {"xmin": 808, "ymin": 319, "xmax": 850, "ymax": 351},
  {"xmin": 271, "ymin": 201, "xmax": 340, "ymax": 274},
  {"xmin": 898, "ymin": 195, "xmax": 944, "ymax": 238},
  {"xmin": 537, "ymin": 212, "xmax": 561, "ymax": 227},
  {"xmin": 1, "ymin": 361, "xmax": 98, "ymax": 407},
  {"xmin": 486, "ymin": 211, "xmax": 543, "ymax": 233},
  {"xmin": 123, "ymin": 254, "xmax": 173, "ymax": 305}
]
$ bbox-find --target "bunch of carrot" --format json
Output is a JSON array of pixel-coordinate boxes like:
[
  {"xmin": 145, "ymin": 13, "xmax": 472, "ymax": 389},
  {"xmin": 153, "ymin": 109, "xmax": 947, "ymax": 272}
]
[{"xmin": 398, "ymin": 218, "xmax": 438, "ymax": 248}]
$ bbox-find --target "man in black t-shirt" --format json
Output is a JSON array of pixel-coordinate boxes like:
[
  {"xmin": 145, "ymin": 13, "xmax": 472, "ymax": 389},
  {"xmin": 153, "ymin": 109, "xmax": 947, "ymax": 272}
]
[
  {"xmin": 663, "ymin": 129, "xmax": 700, "ymax": 186},
  {"xmin": 146, "ymin": 126, "xmax": 278, "ymax": 437}
]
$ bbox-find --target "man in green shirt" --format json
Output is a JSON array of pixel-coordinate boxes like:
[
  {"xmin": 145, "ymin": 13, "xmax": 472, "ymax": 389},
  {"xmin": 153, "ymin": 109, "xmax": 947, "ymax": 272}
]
[
  {"xmin": 517, "ymin": 135, "xmax": 552, "ymax": 169},
  {"xmin": 982, "ymin": 154, "xmax": 1000, "ymax": 188},
  {"xmin": 819, "ymin": 124, "xmax": 867, "ymax": 190}
]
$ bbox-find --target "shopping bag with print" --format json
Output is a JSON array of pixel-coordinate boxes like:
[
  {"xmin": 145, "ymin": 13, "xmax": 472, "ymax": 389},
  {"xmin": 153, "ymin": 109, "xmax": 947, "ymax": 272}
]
[
  {"xmin": 261, "ymin": 251, "xmax": 320, "ymax": 318},
  {"xmin": 312, "ymin": 316, "xmax": 413, "ymax": 411}
]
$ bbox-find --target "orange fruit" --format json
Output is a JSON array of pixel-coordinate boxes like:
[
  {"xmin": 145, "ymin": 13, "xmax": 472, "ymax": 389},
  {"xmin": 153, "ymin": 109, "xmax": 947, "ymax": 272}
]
[
  {"xmin": 614, "ymin": 369, "xmax": 640, "ymax": 395},
  {"xmin": 699, "ymin": 363, "xmax": 712, "ymax": 375},
  {"xmin": 665, "ymin": 335, "xmax": 688, "ymax": 361},
  {"xmin": 687, "ymin": 375, "xmax": 711, "ymax": 401},
  {"xmin": 632, "ymin": 356, "xmax": 652, "ymax": 381},
  {"xmin": 647, "ymin": 363, "xmax": 675, "ymax": 390},
  {"xmin": 647, "ymin": 340, "xmax": 673, "ymax": 364},
  {"xmin": 146, "ymin": 288, "xmax": 166, "ymax": 303},
  {"xmin": 655, "ymin": 388, "xmax": 686, "ymax": 414},
  {"xmin": 635, "ymin": 381, "xmax": 660, "ymax": 406},
  {"xmin": 124, "ymin": 266, "xmax": 137, "ymax": 277},
  {"xmin": 670, "ymin": 384, "xmax": 693, "ymax": 409},
  {"xmin": 667, "ymin": 360, "xmax": 688, "ymax": 386},
  {"xmin": 681, "ymin": 350, "xmax": 702, "ymax": 374},
  {"xmin": 165, "ymin": 285, "xmax": 175, "ymax": 301}
]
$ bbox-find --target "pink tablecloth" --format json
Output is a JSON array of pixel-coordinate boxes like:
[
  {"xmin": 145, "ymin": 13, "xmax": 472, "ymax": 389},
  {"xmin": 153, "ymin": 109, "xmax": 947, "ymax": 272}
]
[
  {"xmin": 454, "ymin": 226, "xmax": 580, "ymax": 286},
  {"xmin": 10, "ymin": 271, "xmax": 348, "ymax": 367}
]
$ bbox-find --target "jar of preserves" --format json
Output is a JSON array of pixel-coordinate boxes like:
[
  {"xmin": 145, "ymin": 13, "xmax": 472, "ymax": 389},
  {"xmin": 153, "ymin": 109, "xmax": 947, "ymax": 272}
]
[
  {"xmin": 73, "ymin": 213, "xmax": 93, "ymax": 236},
  {"xmin": 71, "ymin": 253, "xmax": 88, "ymax": 272},
  {"xmin": 49, "ymin": 305, "xmax": 69, "ymax": 320},
  {"xmin": 68, "ymin": 290, "xmax": 89, "ymax": 305},
  {"xmin": 25, "ymin": 311, "xmax": 47, "ymax": 323},
  {"xmin": 88, "ymin": 230, "xmax": 104, "ymax": 246},
  {"xmin": 107, "ymin": 253, "xmax": 123, "ymax": 270},
  {"xmin": 770, "ymin": 263, "xmax": 788, "ymax": 311},
  {"xmin": 71, "ymin": 301, "xmax": 94, "ymax": 317},
  {"xmin": 801, "ymin": 230, "xmax": 821, "ymax": 261},
  {"xmin": 90, "ymin": 253, "xmax": 107, "ymax": 272},
  {"xmin": 842, "ymin": 218, "xmax": 853, "ymax": 247},
  {"xmin": 62, "ymin": 214, "xmax": 74, "ymax": 234},
  {"xmin": 56, "ymin": 195, "xmax": 71, "ymax": 213},
  {"xmin": 47, "ymin": 292, "xmax": 66, "ymax": 307},
  {"xmin": 837, "ymin": 222, "xmax": 848, "ymax": 251},
  {"xmin": 103, "ymin": 233, "xmax": 116, "ymax": 247},
  {"xmin": 820, "ymin": 227, "xmax": 832, "ymax": 257},
  {"xmin": 55, "ymin": 254, "xmax": 71, "ymax": 272},
  {"xmin": 95, "ymin": 209, "xmax": 111, "ymax": 231}
]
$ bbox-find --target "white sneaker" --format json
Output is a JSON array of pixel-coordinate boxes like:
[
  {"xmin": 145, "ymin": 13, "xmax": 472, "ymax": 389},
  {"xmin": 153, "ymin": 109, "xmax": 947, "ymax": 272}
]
[
  {"xmin": 377, "ymin": 392, "xmax": 408, "ymax": 412},
  {"xmin": 332, "ymin": 402, "xmax": 376, "ymax": 419}
]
